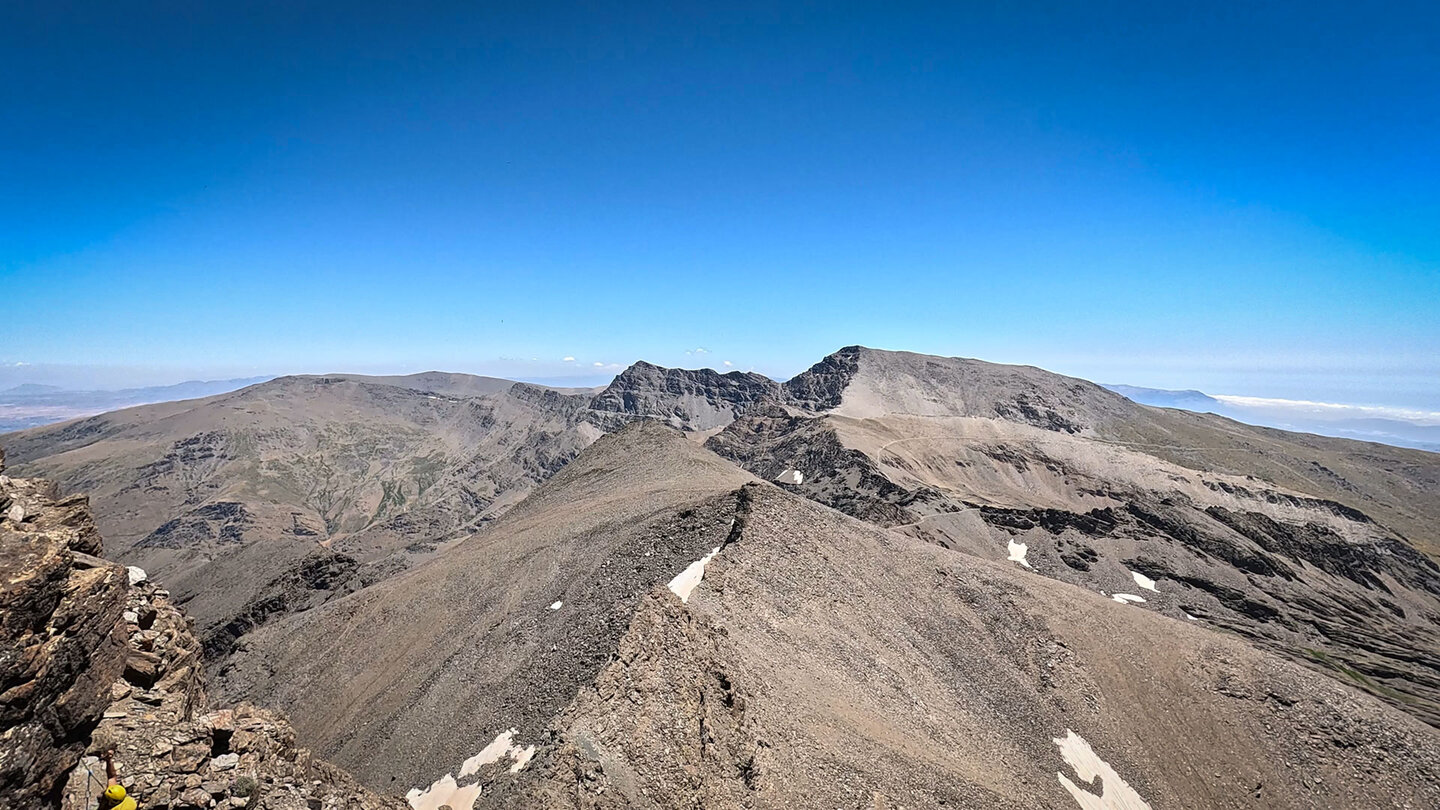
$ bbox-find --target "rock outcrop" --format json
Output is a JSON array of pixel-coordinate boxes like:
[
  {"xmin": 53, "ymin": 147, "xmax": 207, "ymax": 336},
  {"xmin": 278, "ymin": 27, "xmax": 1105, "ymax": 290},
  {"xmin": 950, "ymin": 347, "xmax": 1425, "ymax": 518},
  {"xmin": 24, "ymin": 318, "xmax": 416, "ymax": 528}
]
[
  {"xmin": 0, "ymin": 448, "xmax": 403, "ymax": 810},
  {"xmin": 0, "ymin": 448, "xmax": 128, "ymax": 808},
  {"xmin": 59, "ymin": 575, "xmax": 404, "ymax": 810},
  {"xmin": 587, "ymin": 361, "xmax": 780, "ymax": 431}
]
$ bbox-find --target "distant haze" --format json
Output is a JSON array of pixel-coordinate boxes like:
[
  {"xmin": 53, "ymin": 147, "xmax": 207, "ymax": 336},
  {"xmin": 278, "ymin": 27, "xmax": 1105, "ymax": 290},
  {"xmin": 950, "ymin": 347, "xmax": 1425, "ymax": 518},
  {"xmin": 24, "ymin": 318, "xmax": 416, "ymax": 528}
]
[{"xmin": 0, "ymin": 377, "xmax": 272, "ymax": 433}]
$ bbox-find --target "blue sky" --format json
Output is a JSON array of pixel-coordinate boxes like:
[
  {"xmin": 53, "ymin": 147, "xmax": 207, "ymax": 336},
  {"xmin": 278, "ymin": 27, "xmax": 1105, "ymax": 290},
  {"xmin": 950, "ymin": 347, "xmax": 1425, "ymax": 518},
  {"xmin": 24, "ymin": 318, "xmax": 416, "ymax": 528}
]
[{"xmin": 3, "ymin": 2, "xmax": 1437, "ymax": 406}]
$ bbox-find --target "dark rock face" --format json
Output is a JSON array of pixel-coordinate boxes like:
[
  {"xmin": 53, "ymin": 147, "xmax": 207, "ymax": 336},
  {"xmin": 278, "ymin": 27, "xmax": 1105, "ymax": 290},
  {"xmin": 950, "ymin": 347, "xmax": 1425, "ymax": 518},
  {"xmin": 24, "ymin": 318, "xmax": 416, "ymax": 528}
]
[
  {"xmin": 138, "ymin": 502, "xmax": 254, "ymax": 550},
  {"xmin": 203, "ymin": 551, "xmax": 365, "ymax": 660},
  {"xmin": 0, "ymin": 453, "xmax": 128, "ymax": 808},
  {"xmin": 781, "ymin": 345, "xmax": 862, "ymax": 410},
  {"xmin": 588, "ymin": 361, "xmax": 781, "ymax": 431},
  {"xmin": 706, "ymin": 408, "xmax": 942, "ymax": 526},
  {"xmin": 1205, "ymin": 506, "xmax": 1440, "ymax": 596}
]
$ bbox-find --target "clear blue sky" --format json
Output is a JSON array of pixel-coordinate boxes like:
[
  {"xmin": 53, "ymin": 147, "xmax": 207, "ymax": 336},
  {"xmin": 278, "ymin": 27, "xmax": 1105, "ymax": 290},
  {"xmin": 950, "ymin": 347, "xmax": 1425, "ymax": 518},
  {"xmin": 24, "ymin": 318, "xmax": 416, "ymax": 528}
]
[{"xmin": 3, "ymin": 1, "xmax": 1437, "ymax": 405}]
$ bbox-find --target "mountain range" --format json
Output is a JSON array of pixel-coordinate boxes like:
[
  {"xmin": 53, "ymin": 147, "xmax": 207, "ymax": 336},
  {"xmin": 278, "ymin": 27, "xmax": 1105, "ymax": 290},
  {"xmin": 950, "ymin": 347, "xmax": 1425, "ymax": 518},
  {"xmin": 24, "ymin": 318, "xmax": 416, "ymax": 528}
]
[
  {"xmin": 4, "ymin": 347, "xmax": 1439, "ymax": 808},
  {"xmin": 0, "ymin": 377, "xmax": 273, "ymax": 433}
]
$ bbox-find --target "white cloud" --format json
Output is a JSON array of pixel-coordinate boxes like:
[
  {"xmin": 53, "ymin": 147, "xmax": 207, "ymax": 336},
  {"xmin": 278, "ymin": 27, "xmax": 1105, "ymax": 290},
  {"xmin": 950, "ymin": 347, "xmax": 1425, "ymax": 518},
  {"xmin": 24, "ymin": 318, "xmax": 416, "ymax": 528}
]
[
  {"xmin": 723, "ymin": 361, "xmax": 734, "ymax": 367},
  {"xmin": 1212, "ymin": 394, "xmax": 1440, "ymax": 426},
  {"xmin": 685, "ymin": 347, "xmax": 710, "ymax": 355},
  {"xmin": 562, "ymin": 356, "xmax": 575, "ymax": 362},
  {"xmin": 593, "ymin": 361, "xmax": 604, "ymax": 367}
]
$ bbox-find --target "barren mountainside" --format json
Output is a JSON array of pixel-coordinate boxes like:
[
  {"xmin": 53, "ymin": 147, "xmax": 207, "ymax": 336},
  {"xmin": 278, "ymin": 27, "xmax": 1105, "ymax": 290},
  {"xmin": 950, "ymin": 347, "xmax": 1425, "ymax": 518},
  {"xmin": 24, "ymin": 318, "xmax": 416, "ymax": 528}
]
[{"xmin": 6, "ymin": 346, "xmax": 1440, "ymax": 809}]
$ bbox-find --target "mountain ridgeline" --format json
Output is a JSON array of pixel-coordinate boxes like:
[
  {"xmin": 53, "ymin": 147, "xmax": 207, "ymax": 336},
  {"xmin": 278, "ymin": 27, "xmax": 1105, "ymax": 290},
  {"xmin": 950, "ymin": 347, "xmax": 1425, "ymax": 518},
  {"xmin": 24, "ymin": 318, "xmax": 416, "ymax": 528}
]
[{"xmin": 5, "ymin": 347, "xmax": 1440, "ymax": 808}]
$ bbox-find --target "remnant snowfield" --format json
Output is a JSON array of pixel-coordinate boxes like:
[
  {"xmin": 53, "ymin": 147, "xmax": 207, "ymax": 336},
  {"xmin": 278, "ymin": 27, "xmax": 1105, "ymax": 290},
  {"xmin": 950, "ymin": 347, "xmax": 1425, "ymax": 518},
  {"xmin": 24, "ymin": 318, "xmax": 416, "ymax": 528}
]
[
  {"xmin": 548, "ymin": 600, "xmax": 563, "ymax": 610},
  {"xmin": 405, "ymin": 728, "xmax": 537, "ymax": 810},
  {"xmin": 775, "ymin": 469, "xmax": 804, "ymax": 484},
  {"xmin": 1053, "ymin": 729, "xmax": 1152, "ymax": 810},
  {"xmin": 406, "ymin": 774, "xmax": 482, "ymax": 810},
  {"xmin": 1111, "ymin": 593, "xmax": 1146, "ymax": 604},
  {"xmin": 1007, "ymin": 539, "xmax": 1032, "ymax": 568},
  {"xmin": 668, "ymin": 546, "xmax": 721, "ymax": 602},
  {"xmin": 1129, "ymin": 570, "xmax": 1159, "ymax": 592},
  {"xmin": 459, "ymin": 728, "xmax": 536, "ymax": 777}
]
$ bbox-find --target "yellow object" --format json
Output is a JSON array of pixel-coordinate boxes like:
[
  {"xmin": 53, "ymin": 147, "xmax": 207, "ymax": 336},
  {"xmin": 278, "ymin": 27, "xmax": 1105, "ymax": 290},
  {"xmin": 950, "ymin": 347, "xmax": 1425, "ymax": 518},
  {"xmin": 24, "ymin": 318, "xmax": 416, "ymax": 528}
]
[{"xmin": 102, "ymin": 784, "xmax": 138, "ymax": 810}]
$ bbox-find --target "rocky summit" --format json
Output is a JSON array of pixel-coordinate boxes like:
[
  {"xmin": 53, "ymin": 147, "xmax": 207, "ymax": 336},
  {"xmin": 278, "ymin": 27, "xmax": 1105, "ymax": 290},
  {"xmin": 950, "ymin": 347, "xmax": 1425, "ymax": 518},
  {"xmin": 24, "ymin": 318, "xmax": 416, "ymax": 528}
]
[{"xmin": 3, "ymin": 347, "xmax": 1440, "ymax": 809}]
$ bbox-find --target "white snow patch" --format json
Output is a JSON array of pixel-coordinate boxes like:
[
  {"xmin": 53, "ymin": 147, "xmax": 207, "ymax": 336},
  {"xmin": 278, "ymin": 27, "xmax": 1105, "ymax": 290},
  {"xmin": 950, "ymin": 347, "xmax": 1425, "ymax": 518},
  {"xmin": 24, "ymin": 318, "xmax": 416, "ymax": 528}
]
[
  {"xmin": 126, "ymin": 566, "xmax": 148, "ymax": 585},
  {"xmin": 668, "ymin": 546, "xmax": 721, "ymax": 603},
  {"xmin": 408, "ymin": 728, "xmax": 538, "ymax": 809},
  {"xmin": 509, "ymin": 745, "xmax": 537, "ymax": 773},
  {"xmin": 458, "ymin": 729, "xmax": 536, "ymax": 777},
  {"xmin": 1007, "ymin": 539, "xmax": 1032, "ymax": 569},
  {"xmin": 1185, "ymin": 613, "xmax": 1198, "ymax": 621},
  {"xmin": 1053, "ymin": 729, "xmax": 1152, "ymax": 810},
  {"xmin": 548, "ymin": 601, "xmax": 563, "ymax": 610},
  {"xmin": 1128, "ymin": 570, "xmax": 1158, "ymax": 592},
  {"xmin": 774, "ymin": 469, "xmax": 804, "ymax": 485},
  {"xmin": 406, "ymin": 774, "xmax": 483, "ymax": 810},
  {"xmin": 1111, "ymin": 593, "xmax": 1146, "ymax": 604}
]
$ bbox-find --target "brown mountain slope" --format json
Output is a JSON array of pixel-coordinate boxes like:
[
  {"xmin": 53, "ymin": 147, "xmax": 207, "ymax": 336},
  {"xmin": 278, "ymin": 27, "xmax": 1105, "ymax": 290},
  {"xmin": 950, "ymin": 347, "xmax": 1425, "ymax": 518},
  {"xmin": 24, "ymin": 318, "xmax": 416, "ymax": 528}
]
[
  {"xmin": 707, "ymin": 347, "xmax": 1440, "ymax": 727},
  {"xmin": 214, "ymin": 421, "xmax": 755, "ymax": 788},
  {"xmin": 216, "ymin": 426, "xmax": 1440, "ymax": 808},
  {"xmin": 3, "ymin": 374, "xmax": 602, "ymax": 650}
]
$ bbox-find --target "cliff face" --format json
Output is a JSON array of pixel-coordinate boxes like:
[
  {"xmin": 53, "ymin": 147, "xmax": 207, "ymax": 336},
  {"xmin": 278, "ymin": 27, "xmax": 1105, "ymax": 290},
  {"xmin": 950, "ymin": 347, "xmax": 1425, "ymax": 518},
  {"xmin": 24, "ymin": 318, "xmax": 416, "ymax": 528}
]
[
  {"xmin": 57, "ymin": 575, "xmax": 404, "ymax": 810},
  {"xmin": 0, "ymin": 447, "xmax": 403, "ymax": 810},
  {"xmin": 587, "ymin": 361, "xmax": 780, "ymax": 431},
  {"xmin": 0, "ymin": 447, "xmax": 128, "ymax": 808}
]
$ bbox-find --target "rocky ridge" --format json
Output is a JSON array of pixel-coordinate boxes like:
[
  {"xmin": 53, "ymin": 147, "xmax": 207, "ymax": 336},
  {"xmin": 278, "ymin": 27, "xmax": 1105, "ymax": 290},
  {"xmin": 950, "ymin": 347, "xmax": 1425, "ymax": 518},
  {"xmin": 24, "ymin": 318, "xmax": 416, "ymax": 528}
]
[
  {"xmin": 0, "ymin": 450, "xmax": 401, "ymax": 810},
  {"xmin": 0, "ymin": 448, "xmax": 127, "ymax": 808},
  {"xmin": 58, "ymin": 574, "xmax": 403, "ymax": 810}
]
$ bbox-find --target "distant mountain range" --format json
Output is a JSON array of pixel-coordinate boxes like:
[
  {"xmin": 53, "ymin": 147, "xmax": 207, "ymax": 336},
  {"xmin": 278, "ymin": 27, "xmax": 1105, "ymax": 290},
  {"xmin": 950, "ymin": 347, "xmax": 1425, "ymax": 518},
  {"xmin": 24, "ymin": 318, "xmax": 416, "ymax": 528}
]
[
  {"xmin": 5, "ymin": 348, "xmax": 1440, "ymax": 807},
  {"xmin": 1104, "ymin": 384, "xmax": 1440, "ymax": 452},
  {"xmin": 0, "ymin": 377, "xmax": 273, "ymax": 433}
]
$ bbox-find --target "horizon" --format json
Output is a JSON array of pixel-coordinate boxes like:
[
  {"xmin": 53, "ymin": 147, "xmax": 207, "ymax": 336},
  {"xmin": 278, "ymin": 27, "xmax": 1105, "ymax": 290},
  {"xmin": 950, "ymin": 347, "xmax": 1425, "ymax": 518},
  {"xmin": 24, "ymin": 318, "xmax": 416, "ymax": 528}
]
[
  {"xmin": 4, "ymin": 2, "xmax": 1437, "ymax": 411},
  {"xmin": 2, "ymin": 344, "xmax": 1439, "ymax": 414}
]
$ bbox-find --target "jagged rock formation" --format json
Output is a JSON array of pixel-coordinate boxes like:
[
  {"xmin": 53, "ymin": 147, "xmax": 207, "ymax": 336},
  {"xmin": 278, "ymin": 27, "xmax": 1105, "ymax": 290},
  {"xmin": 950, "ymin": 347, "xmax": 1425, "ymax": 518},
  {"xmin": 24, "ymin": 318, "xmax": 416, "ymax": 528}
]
[
  {"xmin": 0, "ymin": 448, "xmax": 128, "ymax": 808},
  {"xmin": 0, "ymin": 452, "xmax": 400, "ymax": 809},
  {"xmin": 586, "ymin": 361, "xmax": 779, "ymax": 431},
  {"xmin": 58, "ymin": 575, "xmax": 402, "ymax": 810}
]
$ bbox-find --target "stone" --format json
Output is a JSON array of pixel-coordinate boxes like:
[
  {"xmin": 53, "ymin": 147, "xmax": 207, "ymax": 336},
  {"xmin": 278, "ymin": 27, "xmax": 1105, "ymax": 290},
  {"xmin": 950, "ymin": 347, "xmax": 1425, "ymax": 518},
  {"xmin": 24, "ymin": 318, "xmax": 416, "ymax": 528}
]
[
  {"xmin": 123, "ymin": 650, "xmax": 163, "ymax": 687},
  {"xmin": 179, "ymin": 785, "xmax": 214, "ymax": 807},
  {"xmin": 0, "ymin": 478, "xmax": 127, "ymax": 808},
  {"xmin": 210, "ymin": 753, "xmax": 240, "ymax": 771}
]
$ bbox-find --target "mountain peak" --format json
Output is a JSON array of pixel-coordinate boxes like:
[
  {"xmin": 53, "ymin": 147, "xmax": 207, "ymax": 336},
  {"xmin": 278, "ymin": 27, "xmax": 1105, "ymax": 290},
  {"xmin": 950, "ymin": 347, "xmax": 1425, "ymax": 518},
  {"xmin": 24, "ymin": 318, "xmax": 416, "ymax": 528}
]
[{"xmin": 589, "ymin": 362, "xmax": 779, "ymax": 431}]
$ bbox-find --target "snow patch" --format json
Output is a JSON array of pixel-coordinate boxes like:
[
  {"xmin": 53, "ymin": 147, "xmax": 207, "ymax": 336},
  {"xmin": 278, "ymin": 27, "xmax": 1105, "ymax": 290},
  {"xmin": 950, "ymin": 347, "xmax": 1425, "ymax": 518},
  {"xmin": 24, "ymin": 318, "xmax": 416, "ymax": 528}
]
[
  {"xmin": 1128, "ymin": 570, "xmax": 1158, "ymax": 592},
  {"xmin": 1053, "ymin": 729, "xmax": 1152, "ymax": 810},
  {"xmin": 668, "ymin": 547, "xmax": 721, "ymax": 603},
  {"xmin": 548, "ymin": 601, "xmax": 563, "ymax": 610},
  {"xmin": 1111, "ymin": 593, "xmax": 1146, "ymax": 604},
  {"xmin": 1185, "ymin": 613, "xmax": 1198, "ymax": 621},
  {"xmin": 774, "ymin": 469, "xmax": 804, "ymax": 485},
  {"xmin": 407, "ymin": 728, "xmax": 537, "ymax": 809},
  {"xmin": 406, "ymin": 774, "xmax": 482, "ymax": 810},
  {"xmin": 1007, "ymin": 539, "xmax": 1032, "ymax": 569},
  {"xmin": 459, "ymin": 729, "xmax": 536, "ymax": 777}
]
